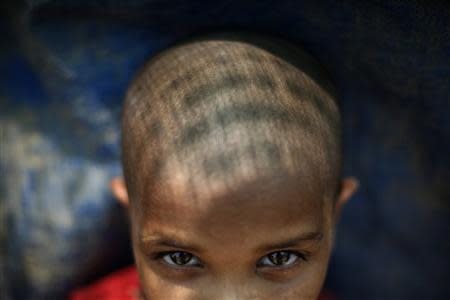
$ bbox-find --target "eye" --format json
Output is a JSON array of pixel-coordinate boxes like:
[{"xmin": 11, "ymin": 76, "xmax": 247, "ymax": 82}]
[
  {"xmin": 160, "ymin": 251, "xmax": 202, "ymax": 267},
  {"xmin": 257, "ymin": 251, "xmax": 305, "ymax": 268}
]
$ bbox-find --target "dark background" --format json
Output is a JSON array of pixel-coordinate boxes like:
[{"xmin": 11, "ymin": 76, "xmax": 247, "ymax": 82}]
[{"xmin": 1, "ymin": 1, "xmax": 449, "ymax": 299}]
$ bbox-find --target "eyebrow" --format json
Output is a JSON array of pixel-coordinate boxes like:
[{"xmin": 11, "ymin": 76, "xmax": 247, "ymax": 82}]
[
  {"xmin": 139, "ymin": 231, "xmax": 323, "ymax": 253},
  {"xmin": 259, "ymin": 231, "xmax": 324, "ymax": 252},
  {"xmin": 140, "ymin": 234, "xmax": 203, "ymax": 253}
]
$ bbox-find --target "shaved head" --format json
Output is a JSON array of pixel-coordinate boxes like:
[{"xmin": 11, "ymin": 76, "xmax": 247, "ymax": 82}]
[
  {"xmin": 120, "ymin": 32, "xmax": 352, "ymax": 300},
  {"xmin": 121, "ymin": 31, "xmax": 342, "ymax": 206}
]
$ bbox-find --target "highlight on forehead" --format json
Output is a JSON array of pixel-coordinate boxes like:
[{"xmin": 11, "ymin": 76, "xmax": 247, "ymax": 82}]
[{"xmin": 121, "ymin": 31, "xmax": 342, "ymax": 203}]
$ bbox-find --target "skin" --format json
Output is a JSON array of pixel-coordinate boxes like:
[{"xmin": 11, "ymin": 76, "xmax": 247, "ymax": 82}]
[
  {"xmin": 110, "ymin": 174, "xmax": 358, "ymax": 300},
  {"xmin": 117, "ymin": 32, "xmax": 357, "ymax": 300}
]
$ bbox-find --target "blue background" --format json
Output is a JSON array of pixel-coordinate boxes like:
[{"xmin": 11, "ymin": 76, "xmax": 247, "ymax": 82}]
[{"xmin": 1, "ymin": 1, "xmax": 449, "ymax": 299}]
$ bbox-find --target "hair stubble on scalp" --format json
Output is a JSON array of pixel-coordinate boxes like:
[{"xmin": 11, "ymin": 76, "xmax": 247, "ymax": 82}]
[{"xmin": 121, "ymin": 31, "xmax": 342, "ymax": 208}]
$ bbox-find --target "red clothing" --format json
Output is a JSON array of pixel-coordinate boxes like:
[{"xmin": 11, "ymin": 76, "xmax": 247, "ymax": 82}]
[
  {"xmin": 69, "ymin": 267, "xmax": 335, "ymax": 300},
  {"xmin": 70, "ymin": 267, "xmax": 141, "ymax": 300}
]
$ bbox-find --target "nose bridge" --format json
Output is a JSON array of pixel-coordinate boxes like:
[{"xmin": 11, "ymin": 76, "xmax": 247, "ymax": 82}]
[{"xmin": 201, "ymin": 276, "xmax": 260, "ymax": 300}]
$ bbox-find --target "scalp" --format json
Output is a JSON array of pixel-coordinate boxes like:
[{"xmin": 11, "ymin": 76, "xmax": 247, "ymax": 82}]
[{"xmin": 121, "ymin": 31, "xmax": 342, "ymax": 205}]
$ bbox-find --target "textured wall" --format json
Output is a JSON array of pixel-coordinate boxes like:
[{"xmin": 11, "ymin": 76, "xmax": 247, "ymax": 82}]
[{"xmin": 1, "ymin": 1, "xmax": 449, "ymax": 299}]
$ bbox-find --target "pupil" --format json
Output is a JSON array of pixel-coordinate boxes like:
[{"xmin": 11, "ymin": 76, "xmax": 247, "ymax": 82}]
[
  {"xmin": 269, "ymin": 251, "xmax": 290, "ymax": 265},
  {"xmin": 171, "ymin": 252, "xmax": 192, "ymax": 265}
]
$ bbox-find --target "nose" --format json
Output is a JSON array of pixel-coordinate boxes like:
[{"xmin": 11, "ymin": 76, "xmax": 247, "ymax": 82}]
[
  {"xmin": 203, "ymin": 279, "xmax": 260, "ymax": 300},
  {"xmin": 213, "ymin": 289, "xmax": 256, "ymax": 300}
]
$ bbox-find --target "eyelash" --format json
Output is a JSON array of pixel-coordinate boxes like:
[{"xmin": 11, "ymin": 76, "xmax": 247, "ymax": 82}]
[
  {"xmin": 257, "ymin": 250, "xmax": 307, "ymax": 268},
  {"xmin": 153, "ymin": 250, "xmax": 308, "ymax": 269},
  {"xmin": 154, "ymin": 251, "xmax": 203, "ymax": 268}
]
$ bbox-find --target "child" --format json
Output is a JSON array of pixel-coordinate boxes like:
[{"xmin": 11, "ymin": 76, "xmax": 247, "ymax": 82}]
[{"xmin": 71, "ymin": 31, "xmax": 358, "ymax": 300}]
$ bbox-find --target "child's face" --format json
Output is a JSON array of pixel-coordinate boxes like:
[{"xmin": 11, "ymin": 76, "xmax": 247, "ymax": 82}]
[{"xmin": 115, "ymin": 172, "xmax": 357, "ymax": 300}]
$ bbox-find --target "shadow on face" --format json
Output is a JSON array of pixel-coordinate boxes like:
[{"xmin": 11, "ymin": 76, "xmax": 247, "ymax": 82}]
[
  {"xmin": 110, "ymin": 172, "xmax": 358, "ymax": 300},
  {"xmin": 131, "ymin": 172, "xmax": 336, "ymax": 300}
]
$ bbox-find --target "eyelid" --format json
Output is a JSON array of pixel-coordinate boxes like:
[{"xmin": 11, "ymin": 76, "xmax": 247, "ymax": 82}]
[
  {"xmin": 257, "ymin": 250, "xmax": 307, "ymax": 268},
  {"xmin": 154, "ymin": 251, "xmax": 204, "ymax": 268}
]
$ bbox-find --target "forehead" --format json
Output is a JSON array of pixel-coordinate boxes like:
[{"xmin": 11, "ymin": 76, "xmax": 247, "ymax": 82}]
[{"xmin": 134, "ymin": 173, "xmax": 330, "ymax": 241}]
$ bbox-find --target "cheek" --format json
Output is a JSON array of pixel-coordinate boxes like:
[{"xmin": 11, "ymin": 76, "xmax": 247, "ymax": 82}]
[
  {"xmin": 266, "ymin": 258, "xmax": 331, "ymax": 300},
  {"xmin": 135, "ymin": 252, "xmax": 198, "ymax": 300}
]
